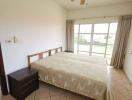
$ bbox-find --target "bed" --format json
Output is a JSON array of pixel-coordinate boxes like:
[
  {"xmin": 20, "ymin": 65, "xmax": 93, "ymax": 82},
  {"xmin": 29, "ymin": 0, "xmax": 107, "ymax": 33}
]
[{"xmin": 27, "ymin": 47, "xmax": 112, "ymax": 100}]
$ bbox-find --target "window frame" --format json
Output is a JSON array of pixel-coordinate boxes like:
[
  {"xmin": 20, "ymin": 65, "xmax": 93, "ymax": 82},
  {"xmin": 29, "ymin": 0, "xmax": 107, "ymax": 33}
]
[{"xmin": 75, "ymin": 22, "xmax": 117, "ymax": 58}]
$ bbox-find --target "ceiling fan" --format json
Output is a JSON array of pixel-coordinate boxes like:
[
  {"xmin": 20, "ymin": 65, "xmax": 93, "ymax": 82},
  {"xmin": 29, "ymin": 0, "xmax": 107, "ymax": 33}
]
[
  {"xmin": 70, "ymin": 0, "xmax": 86, "ymax": 5},
  {"xmin": 80, "ymin": 0, "xmax": 85, "ymax": 5}
]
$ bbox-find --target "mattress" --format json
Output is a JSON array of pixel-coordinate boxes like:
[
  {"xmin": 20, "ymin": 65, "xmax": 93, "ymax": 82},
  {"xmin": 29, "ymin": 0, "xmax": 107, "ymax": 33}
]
[{"xmin": 31, "ymin": 52, "xmax": 111, "ymax": 100}]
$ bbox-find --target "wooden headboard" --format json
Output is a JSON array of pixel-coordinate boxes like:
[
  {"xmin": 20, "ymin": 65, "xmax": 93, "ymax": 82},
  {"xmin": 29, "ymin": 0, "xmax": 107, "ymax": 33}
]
[{"xmin": 27, "ymin": 47, "xmax": 62, "ymax": 68}]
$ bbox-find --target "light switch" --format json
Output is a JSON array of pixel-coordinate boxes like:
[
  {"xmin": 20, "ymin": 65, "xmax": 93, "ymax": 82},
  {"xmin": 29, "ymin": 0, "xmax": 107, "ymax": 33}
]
[
  {"xmin": 13, "ymin": 36, "xmax": 17, "ymax": 43},
  {"xmin": 5, "ymin": 40, "xmax": 12, "ymax": 43},
  {"xmin": 5, "ymin": 36, "xmax": 18, "ymax": 44}
]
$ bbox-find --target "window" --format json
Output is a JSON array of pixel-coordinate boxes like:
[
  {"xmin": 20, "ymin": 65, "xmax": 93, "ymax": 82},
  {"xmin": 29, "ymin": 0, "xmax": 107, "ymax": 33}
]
[
  {"xmin": 94, "ymin": 23, "xmax": 109, "ymax": 33},
  {"xmin": 80, "ymin": 24, "xmax": 92, "ymax": 33},
  {"xmin": 74, "ymin": 22, "xmax": 118, "ymax": 63}
]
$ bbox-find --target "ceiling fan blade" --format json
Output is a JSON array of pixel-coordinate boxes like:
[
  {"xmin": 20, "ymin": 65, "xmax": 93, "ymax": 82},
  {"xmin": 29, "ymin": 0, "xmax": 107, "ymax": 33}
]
[{"xmin": 80, "ymin": 0, "xmax": 85, "ymax": 5}]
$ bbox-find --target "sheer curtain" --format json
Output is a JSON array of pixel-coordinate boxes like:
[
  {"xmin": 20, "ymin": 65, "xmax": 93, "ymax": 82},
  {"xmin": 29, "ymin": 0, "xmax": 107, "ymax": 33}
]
[
  {"xmin": 110, "ymin": 15, "xmax": 132, "ymax": 69},
  {"xmin": 66, "ymin": 20, "xmax": 74, "ymax": 52}
]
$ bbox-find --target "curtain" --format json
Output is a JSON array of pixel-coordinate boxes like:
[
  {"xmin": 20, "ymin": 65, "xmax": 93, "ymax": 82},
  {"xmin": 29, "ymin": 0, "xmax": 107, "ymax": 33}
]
[
  {"xmin": 110, "ymin": 15, "xmax": 132, "ymax": 69},
  {"xmin": 66, "ymin": 20, "xmax": 74, "ymax": 52}
]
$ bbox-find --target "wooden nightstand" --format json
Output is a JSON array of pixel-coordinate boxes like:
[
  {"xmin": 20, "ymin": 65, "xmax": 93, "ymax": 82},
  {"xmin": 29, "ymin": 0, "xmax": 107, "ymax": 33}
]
[
  {"xmin": 64, "ymin": 51, "xmax": 73, "ymax": 53},
  {"xmin": 8, "ymin": 68, "xmax": 39, "ymax": 100}
]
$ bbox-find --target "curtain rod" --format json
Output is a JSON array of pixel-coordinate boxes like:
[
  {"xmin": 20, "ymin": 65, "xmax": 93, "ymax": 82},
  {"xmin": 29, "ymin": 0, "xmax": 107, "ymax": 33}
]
[
  {"xmin": 68, "ymin": 15, "xmax": 118, "ymax": 21},
  {"xmin": 67, "ymin": 14, "xmax": 132, "ymax": 21},
  {"xmin": 68, "ymin": 14, "xmax": 132, "ymax": 21}
]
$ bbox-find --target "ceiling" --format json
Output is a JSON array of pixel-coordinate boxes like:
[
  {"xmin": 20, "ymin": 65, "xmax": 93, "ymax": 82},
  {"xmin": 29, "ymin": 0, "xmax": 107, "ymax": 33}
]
[{"xmin": 54, "ymin": 0, "xmax": 132, "ymax": 10}]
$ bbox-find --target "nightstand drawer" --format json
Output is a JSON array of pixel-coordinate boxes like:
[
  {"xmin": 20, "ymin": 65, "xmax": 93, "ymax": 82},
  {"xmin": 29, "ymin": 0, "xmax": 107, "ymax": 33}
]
[
  {"xmin": 18, "ymin": 72, "xmax": 38, "ymax": 86},
  {"xmin": 19, "ymin": 80, "xmax": 39, "ymax": 99},
  {"xmin": 20, "ymin": 79, "xmax": 39, "ymax": 91}
]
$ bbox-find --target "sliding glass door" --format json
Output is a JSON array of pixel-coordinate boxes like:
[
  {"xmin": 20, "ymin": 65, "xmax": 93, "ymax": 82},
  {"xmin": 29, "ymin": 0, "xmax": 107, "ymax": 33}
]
[{"xmin": 74, "ymin": 22, "xmax": 118, "ymax": 62}]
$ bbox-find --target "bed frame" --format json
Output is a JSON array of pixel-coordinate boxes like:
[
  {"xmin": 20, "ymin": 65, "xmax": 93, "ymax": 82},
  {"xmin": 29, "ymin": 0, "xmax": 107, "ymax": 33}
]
[
  {"xmin": 27, "ymin": 47, "xmax": 62, "ymax": 68},
  {"xmin": 27, "ymin": 47, "xmax": 96, "ymax": 100}
]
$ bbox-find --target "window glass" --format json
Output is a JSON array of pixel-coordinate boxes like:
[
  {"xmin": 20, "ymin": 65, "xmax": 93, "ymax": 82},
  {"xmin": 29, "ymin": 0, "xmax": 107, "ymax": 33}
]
[
  {"xmin": 94, "ymin": 23, "xmax": 109, "ymax": 33},
  {"xmin": 108, "ymin": 23, "xmax": 118, "ymax": 45},
  {"xmin": 74, "ymin": 24, "xmax": 79, "ymax": 33},
  {"xmin": 92, "ymin": 45, "xmax": 106, "ymax": 53},
  {"xmin": 108, "ymin": 34, "xmax": 116, "ymax": 44},
  {"xmin": 78, "ymin": 51, "xmax": 89, "ymax": 55},
  {"xmin": 79, "ymin": 34, "xmax": 91, "ymax": 43},
  {"xmin": 109, "ymin": 23, "xmax": 118, "ymax": 33},
  {"xmin": 93, "ymin": 34, "xmax": 107, "ymax": 44},
  {"xmin": 74, "ymin": 33, "xmax": 78, "ymax": 53},
  {"xmin": 106, "ymin": 44, "xmax": 114, "ymax": 55},
  {"xmin": 92, "ymin": 53, "xmax": 104, "ymax": 57},
  {"xmin": 80, "ymin": 24, "xmax": 92, "ymax": 33},
  {"xmin": 79, "ymin": 44, "xmax": 90, "ymax": 52}
]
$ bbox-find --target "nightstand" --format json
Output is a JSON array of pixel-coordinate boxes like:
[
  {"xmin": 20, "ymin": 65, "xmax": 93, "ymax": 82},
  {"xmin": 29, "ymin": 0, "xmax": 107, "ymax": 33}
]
[
  {"xmin": 8, "ymin": 68, "xmax": 39, "ymax": 100},
  {"xmin": 64, "ymin": 51, "xmax": 73, "ymax": 53}
]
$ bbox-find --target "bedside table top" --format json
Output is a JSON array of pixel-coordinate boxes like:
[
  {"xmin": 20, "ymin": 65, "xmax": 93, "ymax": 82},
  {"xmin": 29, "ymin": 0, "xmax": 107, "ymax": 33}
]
[{"xmin": 8, "ymin": 68, "xmax": 38, "ymax": 81}]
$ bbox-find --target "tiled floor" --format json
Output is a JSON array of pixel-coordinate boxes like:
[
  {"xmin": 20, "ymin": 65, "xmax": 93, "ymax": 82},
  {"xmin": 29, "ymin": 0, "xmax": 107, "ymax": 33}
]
[{"xmin": 0, "ymin": 67, "xmax": 132, "ymax": 100}]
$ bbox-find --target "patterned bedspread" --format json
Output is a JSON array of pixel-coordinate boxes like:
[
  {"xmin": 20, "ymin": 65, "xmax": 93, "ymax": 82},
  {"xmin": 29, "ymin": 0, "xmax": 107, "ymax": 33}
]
[{"xmin": 31, "ymin": 52, "xmax": 112, "ymax": 100}]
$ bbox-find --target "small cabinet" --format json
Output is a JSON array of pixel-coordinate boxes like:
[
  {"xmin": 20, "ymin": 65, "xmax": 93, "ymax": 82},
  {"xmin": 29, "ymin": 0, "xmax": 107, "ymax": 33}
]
[{"xmin": 8, "ymin": 68, "xmax": 39, "ymax": 100}]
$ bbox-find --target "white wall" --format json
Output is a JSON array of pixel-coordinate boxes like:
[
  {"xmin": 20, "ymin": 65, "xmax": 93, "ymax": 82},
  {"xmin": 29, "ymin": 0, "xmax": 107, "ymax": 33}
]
[
  {"xmin": 68, "ymin": 2, "xmax": 132, "ymax": 19},
  {"xmin": 124, "ymin": 23, "xmax": 132, "ymax": 83},
  {"xmin": 0, "ymin": 0, "xmax": 67, "ymax": 74}
]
